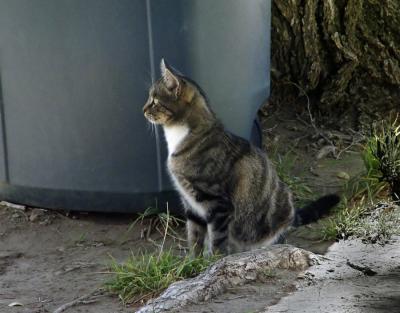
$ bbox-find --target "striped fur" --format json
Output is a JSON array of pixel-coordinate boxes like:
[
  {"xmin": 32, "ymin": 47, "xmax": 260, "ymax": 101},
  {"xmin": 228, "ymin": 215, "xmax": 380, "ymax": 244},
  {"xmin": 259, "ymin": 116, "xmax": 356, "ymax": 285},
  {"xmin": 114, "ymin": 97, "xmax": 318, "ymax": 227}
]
[{"xmin": 143, "ymin": 59, "xmax": 339, "ymax": 255}]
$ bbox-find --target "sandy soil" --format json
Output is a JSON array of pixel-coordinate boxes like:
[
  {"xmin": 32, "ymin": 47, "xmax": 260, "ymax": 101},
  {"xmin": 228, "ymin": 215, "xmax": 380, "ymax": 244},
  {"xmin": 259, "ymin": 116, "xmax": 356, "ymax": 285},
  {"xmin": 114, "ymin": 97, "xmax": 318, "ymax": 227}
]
[
  {"xmin": 0, "ymin": 202, "xmax": 331, "ymax": 313},
  {"xmin": 0, "ymin": 206, "xmax": 156, "ymax": 313},
  {"xmin": 2, "ymin": 203, "xmax": 398, "ymax": 313}
]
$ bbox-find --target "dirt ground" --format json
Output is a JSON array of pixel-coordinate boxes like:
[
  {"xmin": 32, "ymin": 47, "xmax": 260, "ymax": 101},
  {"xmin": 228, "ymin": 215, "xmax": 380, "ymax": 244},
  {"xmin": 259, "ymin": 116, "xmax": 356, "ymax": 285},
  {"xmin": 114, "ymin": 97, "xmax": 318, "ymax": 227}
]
[
  {"xmin": 0, "ymin": 202, "xmax": 326, "ymax": 313},
  {"xmin": 0, "ymin": 207, "xmax": 147, "ymax": 313},
  {"xmin": 1, "ymin": 112, "xmax": 397, "ymax": 313},
  {"xmin": 1, "ymin": 203, "xmax": 399, "ymax": 313}
]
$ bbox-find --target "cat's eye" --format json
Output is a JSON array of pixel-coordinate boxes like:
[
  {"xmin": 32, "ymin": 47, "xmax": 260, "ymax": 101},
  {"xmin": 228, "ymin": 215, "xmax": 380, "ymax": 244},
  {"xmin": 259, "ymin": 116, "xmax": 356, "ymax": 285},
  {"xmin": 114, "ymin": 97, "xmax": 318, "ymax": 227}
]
[
  {"xmin": 150, "ymin": 98, "xmax": 159, "ymax": 107},
  {"xmin": 148, "ymin": 97, "xmax": 154, "ymax": 106}
]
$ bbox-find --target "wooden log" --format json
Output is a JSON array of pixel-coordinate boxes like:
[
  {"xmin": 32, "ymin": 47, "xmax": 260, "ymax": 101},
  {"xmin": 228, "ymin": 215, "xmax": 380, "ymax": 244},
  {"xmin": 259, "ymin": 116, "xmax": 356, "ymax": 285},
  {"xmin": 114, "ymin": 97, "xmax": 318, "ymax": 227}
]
[{"xmin": 137, "ymin": 245, "xmax": 319, "ymax": 313}]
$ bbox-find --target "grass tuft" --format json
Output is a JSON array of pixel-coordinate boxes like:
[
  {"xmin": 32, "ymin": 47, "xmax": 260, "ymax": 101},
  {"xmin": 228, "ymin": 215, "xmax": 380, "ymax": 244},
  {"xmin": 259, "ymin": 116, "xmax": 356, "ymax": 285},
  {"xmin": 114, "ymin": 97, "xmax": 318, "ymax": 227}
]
[
  {"xmin": 321, "ymin": 200, "xmax": 400, "ymax": 243},
  {"xmin": 368, "ymin": 115, "xmax": 400, "ymax": 200},
  {"xmin": 107, "ymin": 204, "xmax": 220, "ymax": 305},
  {"xmin": 320, "ymin": 132, "xmax": 399, "ymax": 242},
  {"xmin": 320, "ymin": 199, "xmax": 367, "ymax": 240},
  {"xmin": 272, "ymin": 150, "xmax": 314, "ymax": 207},
  {"xmin": 357, "ymin": 202, "xmax": 400, "ymax": 244},
  {"xmin": 106, "ymin": 250, "xmax": 219, "ymax": 304},
  {"xmin": 121, "ymin": 205, "xmax": 185, "ymax": 246}
]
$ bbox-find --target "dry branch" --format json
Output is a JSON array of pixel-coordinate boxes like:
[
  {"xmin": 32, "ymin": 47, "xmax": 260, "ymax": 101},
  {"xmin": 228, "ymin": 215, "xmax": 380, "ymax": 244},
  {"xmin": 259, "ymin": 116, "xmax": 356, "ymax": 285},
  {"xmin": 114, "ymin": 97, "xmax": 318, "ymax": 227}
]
[
  {"xmin": 137, "ymin": 245, "xmax": 319, "ymax": 313},
  {"xmin": 52, "ymin": 289, "xmax": 102, "ymax": 313}
]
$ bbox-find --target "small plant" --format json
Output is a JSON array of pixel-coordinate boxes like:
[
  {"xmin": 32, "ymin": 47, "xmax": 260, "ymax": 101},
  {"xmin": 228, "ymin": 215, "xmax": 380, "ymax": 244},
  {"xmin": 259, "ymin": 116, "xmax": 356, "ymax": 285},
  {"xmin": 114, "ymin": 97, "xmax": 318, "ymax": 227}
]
[
  {"xmin": 107, "ymin": 204, "xmax": 220, "ymax": 305},
  {"xmin": 342, "ymin": 170, "xmax": 387, "ymax": 205},
  {"xmin": 121, "ymin": 205, "xmax": 185, "ymax": 245},
  {"xmin": 368, "ymin": 116, "xmax": 400, "ymax": 200},
  {"xmin": 106, "ymin": 250, "xmax": 219, "ymax": 304},
  {"xmin": 320, "ymin": 139, "xmax": 392, "ymax": 241},
  {"xmin": 75, "ymin": 232, "xmax": 88, "ymax": 245},
  {"xmin": 320, "ymin": 122, "xmax": 399, "ymax": 241},
  {"xmin": 321, "ymin": 152, "xmax": 389, "ymax": 241},
  {"xmin": 272, "ymin": 150, "xmax": 314, "ymax": 207},
  {"xmin": 321, "ymin": 199, "xmax": 367, "ymax": 240},
  {"xmin": 358, "ymin": 202, "xmax": 400, "ymax": 244},
  {"xmin": 322, "ymin": 200, "xmax": 400, "ymax": 243}
]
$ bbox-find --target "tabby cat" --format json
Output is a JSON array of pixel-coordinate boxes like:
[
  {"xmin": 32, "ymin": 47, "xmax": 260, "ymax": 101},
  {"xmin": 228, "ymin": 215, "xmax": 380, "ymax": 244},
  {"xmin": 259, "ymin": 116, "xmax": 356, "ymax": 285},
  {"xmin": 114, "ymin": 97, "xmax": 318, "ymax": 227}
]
[{"xmin": 143, "ymin": 59, "xmax": 340, "ymax": 255}]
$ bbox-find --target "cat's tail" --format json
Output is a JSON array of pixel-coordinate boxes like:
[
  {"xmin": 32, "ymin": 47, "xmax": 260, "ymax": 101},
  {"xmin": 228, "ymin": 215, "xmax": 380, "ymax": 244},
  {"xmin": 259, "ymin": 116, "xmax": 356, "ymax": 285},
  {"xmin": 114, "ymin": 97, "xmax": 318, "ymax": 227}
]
[{"xmin": 293, "ymin": 194, "xmax": 340, "ymax": 226}]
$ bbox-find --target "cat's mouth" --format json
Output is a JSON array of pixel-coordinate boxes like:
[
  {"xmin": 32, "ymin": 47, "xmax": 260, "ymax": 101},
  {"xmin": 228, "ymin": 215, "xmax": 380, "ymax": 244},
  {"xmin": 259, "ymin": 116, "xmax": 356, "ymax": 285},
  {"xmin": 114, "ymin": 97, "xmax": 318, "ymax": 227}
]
[
  {"xmin": 144, "ymin": 112, "xmax": 157, "ymax": 123},
  {"xmin": 144, "ymin": 112, "xmax": 170, "ymax": 125}
]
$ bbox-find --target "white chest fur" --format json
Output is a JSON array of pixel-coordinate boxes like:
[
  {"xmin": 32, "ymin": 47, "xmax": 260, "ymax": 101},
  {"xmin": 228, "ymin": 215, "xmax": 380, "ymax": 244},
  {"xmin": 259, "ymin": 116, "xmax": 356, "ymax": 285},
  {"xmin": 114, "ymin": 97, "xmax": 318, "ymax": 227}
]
[
  {"xmin": 163, "ymin": 125, "xmax": 189, "ymax": 156},
  {"xmin": 164, "ymin": 125, "xmax": 207, "ymax": 219}
]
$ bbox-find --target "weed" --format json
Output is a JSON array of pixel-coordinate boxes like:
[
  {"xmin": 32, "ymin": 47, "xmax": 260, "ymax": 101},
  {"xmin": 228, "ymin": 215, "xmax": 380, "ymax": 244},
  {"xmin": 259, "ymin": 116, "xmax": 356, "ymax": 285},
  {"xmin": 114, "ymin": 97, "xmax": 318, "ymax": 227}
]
[
  {"xmin": 321, "ymin": 196, "xmax": 400, "ymax": 242},
  {"xmin": 321, "ymin": 163, "xmax": 388, "ymax": 241},
  {"xmin": 320, "ymin": 127, "xmax": 395, "ymax": 241},
  {"xmin": 121, "ymin": 205, "xmax": 185, "ymax": 245},
  {"xmin": 75, "ymin": 232, "xmax": 88, "ymax": 245},
  {"xmin": 368, "ymin": 116, "xmax": 400, "ymax": 200},
  {"xmin": 107, "ymin": 204, "xmax": 219, "ymax": 305},
  {"xmin": 106, "ymin": 250, "xmax": 219, "ymax": 304},
  {"xmin": 320, "ymin": 200, "xmax": 368, "ymax": 240},
  {"xmin": 358, "ymin": 202, "xmax": 400, "ymax": 244},
  {"xmin": 343, "ymin": 170, "xmax": 387, "ymax": 204},
  {"xmin": 272, "ymin": 150, "xmax": 314, "ymax": 207}
]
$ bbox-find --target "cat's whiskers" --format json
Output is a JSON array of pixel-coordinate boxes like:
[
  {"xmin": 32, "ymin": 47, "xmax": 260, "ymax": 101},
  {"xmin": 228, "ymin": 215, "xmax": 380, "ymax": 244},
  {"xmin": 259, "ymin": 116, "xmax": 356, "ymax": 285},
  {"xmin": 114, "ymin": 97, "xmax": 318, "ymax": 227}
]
[{"xmin": 146, "ymin": 121, "xmax": 156, "ymax": 136}]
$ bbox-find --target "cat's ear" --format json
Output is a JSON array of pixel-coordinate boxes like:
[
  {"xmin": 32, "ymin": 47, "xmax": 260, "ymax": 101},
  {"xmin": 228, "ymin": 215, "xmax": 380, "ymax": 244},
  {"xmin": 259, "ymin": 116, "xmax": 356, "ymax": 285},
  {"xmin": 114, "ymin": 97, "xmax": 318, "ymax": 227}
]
[{"xmin": 160, "ymin": 58, "xmax": 181, "ymax": 96}]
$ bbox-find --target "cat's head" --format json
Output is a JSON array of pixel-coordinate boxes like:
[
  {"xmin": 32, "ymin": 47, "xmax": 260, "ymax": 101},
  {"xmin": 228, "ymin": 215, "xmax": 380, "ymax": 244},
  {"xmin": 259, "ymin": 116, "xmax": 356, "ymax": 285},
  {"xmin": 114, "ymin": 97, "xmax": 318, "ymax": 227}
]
[{"xmin": 143, "ymin": 59, "xmax": 214, "ymax": 127}]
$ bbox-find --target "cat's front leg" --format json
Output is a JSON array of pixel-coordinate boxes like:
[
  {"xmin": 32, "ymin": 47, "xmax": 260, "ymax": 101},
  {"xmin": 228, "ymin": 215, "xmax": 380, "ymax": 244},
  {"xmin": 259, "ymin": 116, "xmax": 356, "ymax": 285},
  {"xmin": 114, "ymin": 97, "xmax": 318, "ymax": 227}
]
[
  {"xmin": 187, "ymin": 218, "xmax": 207, "ymax": 256},
  {"xmin": 207, "ymin": 207, "xmax": 231, "ymax": 255},
  {"xmin": 183, "ymin": 200, "xmax": 207, "ymax": 255}
]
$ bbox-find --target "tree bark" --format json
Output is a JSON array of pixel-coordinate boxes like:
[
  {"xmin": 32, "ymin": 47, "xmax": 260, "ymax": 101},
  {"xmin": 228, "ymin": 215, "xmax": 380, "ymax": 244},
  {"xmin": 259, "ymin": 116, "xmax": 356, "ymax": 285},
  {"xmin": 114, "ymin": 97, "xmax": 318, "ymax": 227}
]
[
  {"xmin": 271, "ymin": 0, "xmax": 400, "ymax": 128},
  {"xmin": 136, "ymin": 245, "xmax": 319, "ymax": 313}
]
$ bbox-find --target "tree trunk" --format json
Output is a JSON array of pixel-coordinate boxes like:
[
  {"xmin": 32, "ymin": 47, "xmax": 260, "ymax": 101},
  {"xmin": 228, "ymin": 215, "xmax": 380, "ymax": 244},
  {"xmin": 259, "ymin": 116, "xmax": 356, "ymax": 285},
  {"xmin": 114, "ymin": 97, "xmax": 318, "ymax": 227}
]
[{"xmin": 271, "ymin": 0, "xmax": 400, "ymax": 128}]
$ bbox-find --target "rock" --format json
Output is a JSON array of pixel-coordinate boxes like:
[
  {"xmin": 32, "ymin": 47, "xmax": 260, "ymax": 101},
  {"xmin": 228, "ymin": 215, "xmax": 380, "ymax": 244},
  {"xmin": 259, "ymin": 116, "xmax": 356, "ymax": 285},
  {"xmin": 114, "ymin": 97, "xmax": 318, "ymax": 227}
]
[
  {"xmin": 8, "ymin": 302, "xmax": 23, "ymax": 307},
  {"xmin": 336, "ymin": 171, "xmax": 350, "ymax": 180},
  {"xmin": 29, "ymin": 208, "xmax": 46, "ymax": 222},
  {"xmin": 11, "ymin": 213, "xmax": 21, "ymax": 219},
  {"xmin": 0, "ymin": 201, "xmax": 26, "ymax": 211},
  {"xmin": 316, "ymin": 145, "xmax": 336, "ymax": 160}
]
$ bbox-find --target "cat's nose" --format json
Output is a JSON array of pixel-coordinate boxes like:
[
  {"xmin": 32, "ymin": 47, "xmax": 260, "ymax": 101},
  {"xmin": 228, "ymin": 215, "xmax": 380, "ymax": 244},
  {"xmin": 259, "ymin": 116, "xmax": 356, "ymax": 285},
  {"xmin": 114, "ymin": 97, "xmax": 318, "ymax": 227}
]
[{"xmin": 143, "ymin": 105, "xmax": 148, "ymax": 113}]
